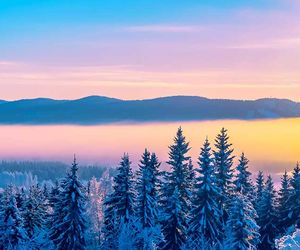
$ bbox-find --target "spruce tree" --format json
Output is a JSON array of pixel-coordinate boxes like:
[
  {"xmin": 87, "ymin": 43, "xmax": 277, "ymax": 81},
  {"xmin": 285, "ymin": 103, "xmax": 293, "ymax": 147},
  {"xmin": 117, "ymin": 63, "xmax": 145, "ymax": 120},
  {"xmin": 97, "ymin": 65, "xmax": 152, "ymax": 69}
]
[
  {"xmin": 163, "ymin": 187, "xmax": 185, "ymax": 250},
  {"xmin": 48, "ymin": 181, "xmax": 60, "ymax": 211},
  {"xmin": 136, "ymin": 149, "xmax": 160, "ymax": 227},
  {"xmin": 287, "ymin": 162, "xmax": 300, "ymax": 229},
  {"xmin": 188, "ymin": 138, "xmax": 223, "ymax": 247},
  {"xmin": 257, "ymin": 175, "xmax": 278, "ymax": 250},
  {"xmin": 15, "ymin": 188, "xmax": 25, "ymax": 212},
  {"xmin": 224, "ymin": 193, "xmax": 260, "ymax": 250},
  {"xmin": 24, "ymin": 185, "xmax": 52, "ymax": 250},
  {"xmin": 49, "ymin": 157, "xmax": 87, "ymax": 250},
  {"xmin": 213, "ymin": 128, "xmax": 235, "ymax": 204},
  {"xmin": 255, "ymin": 171, "xmax": 264, "ymax": 212},
  {"xmin": 277, "ymin": 170, "xmax": 291, "ymax": 234},
  {"xmin": 136, "ymin": 149, "xmax": 163, "ymax": 249},
  {"xmin": 161, "ymin": 127, "xmax": 191, "ymax": 249},
  {"xmin": 149, "ymin": 152, "xmax": 161, "ymax": 198},
  {"xmin": 117, "ymin": 216, "xmax": 141, "ymax": 250},
  {"xmin": 42, "ymin": 184, "xmax": 50, "ymax": 200},
  {"xmin": 23, "ymin": 185, "xmax": 45, "ymax": 239},
  {"xmin": 0, "ymin": 186, "xmax": 27, "ymax": 249},
  {"xmin": 234, "ymin": 153, "xmax": 254, "ymax": 199},
  {"xmin": 102, "ymin": 154, "xmax": 135, "ymax": 249}
]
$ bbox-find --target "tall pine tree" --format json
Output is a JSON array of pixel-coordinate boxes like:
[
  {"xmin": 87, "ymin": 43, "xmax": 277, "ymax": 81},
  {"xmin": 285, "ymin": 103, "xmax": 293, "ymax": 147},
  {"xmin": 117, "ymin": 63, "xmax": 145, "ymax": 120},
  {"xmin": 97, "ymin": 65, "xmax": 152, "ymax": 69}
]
[
  {"xmin": 188, "ymin": 138, "xmax": 223, "ymax": 248},
  {"xmin": 0, "ymin": 185, "xmax": 27, "ymax": 249},
  {"xmin": 213, "ymin": 128, "xmax": 235, "ymax": 204},
  {"xmin": 277, "ymin": 170, "xmax": 291, "ymax": 234},
  {"xmin": 257, "ymin": 175, "xmax": 278, "ymax": 250},
  {"xmin": 224, "ymin": 193, "xmax": 260, "ymax": 250},
  {"xmin": 135, "ymin": 149, "xmax": 163, "ymax": 249},
  {"xmin": 234, "ymin": 153, "xmax": 254, "ymax": 200},
  {"xmin": 161, "ymin": 127, "xmax": 191, "ymax": 250},
  {"xmin": 255, "ymin": 171, "xmax": 264, "ymax": 212},
  {"xmin": 23, "ymin": 185, "xmax": 46, "ymax": 240},
  {"xmin": 136, "ymin": 149, "xmax": 156, "ymax": 228},
  {"xmin": 102, "ymin": 153, "xmax": 135, "ymax": 249},
  {"xmin": 49, "ymin": 157, "xmax": 87, "ymax": 250},
  {"xmin": 287, "ymin": 162, "xmax": 300, "ymax": 229}
]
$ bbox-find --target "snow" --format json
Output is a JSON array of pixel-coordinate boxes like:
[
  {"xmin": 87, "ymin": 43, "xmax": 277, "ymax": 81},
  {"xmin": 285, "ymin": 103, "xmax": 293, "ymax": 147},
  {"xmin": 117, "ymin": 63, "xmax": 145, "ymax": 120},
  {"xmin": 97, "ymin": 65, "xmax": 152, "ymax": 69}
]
[{"xmin": 276, "ymin": 230, "xmax": 300, "ymax": 250}]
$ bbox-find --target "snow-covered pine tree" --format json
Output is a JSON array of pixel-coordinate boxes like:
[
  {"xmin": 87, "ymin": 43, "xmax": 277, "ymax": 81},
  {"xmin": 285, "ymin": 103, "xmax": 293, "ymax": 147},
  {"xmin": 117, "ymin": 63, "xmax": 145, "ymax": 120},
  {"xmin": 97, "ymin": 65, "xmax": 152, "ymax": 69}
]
[
  {"xmin": 183, "ymin": 235, "xmax": 213, "ymax": 250},
  {"xmin": 24, "ymin": 184, "xmax": 53, "ymax": 250},
  {"xmin": 15, "ymin": 187, "xmax": 25, "ymax": 212},
  {"xmin": 0, "ymin": 185, "xmax": 27, "ymax": 249},
  {"xmin": 188, "ymin": 138, "xmax": 223, "ymax": 248},
  {"xmin": 101, "ymin": 209, "xmax": 118, "ymax": 250},
  {"xmin": 136, "ymin": 149, "xmax": 153, "ymax": 227},
  {"xmin": 102, "ymin": 153, "xmax": 135, "ymax": 249},
  {"xmin": 277, "ymin": 170, "xmax": 291, "ymax": 234},
  {"xmin": 257, "ymin": 175, "xmax": 278, "ymax": 250},
  {"xmin": 234, "ymin": 153, "xmax": 254, "ymax": 200},
  {"xmin": 213, "ymin": 128, "xmax": 235, "ymax": 206},
  {"xmin": 23, "ymin": 185, "xmax": 45, "ymax": 239},
  {"xmin": 162, "ymin": 186, "xmax": 185, "ymax": 250},
  {"xmin": 136, "ymin": 149, "xmax": 163, "ymax": 249},
  {"xmin": 149, "ymin": 152, "xmax": 161, "ymax": 198},
  {"xmin": 42, "ymin": 184, "xmax": 50, "ymax": 200},
  {"xmin": 224, "ymin": 193, "xmax": 260, "ymax": 250},
  {"xmin": 161, "ymin": 127, "xmax": 191, "ymax": 250},
  {"xmin": 117, "ymin": 216, "xmax": 141, "ymax": 250},
  {"xmin": 136, "ymin": 149, "xmax": 161, "ymax": 226},
  {"xmin": 48, "ymin": 180, "xmax": 59, "ymax": 213},
  {"xmin": 255, "ymin": 171, "xmax": 264, "ymax": 212},
  {"xmin": 287, "ymin": 162, "xmax": 300, "ymax": 229},
  {"xmin": 49, "ymin": 156, "xmax": 87, "ymax": 250}
]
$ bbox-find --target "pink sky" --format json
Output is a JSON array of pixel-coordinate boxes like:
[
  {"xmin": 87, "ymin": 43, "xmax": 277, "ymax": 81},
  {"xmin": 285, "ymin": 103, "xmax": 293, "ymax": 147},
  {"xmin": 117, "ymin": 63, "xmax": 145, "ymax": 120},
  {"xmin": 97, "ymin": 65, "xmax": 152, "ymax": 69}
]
[{"xmin": 1, "ymin": 1, "xmax": 300, "ymax": 101}]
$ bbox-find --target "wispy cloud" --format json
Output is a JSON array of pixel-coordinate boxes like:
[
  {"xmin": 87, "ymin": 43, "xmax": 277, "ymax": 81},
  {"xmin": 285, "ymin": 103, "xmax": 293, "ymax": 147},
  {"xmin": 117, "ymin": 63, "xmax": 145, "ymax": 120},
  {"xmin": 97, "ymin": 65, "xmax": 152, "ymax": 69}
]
[
  {"xmin": 124, "ymin": 25, "xmax": 204, "ymax": 33},
  {"xmin": 0, "ymin": 61, "xmax": 19, "ymax": 66},
  {"xmin": 228, "ymin": 37, "xmax": 300, "ymax": 50}
]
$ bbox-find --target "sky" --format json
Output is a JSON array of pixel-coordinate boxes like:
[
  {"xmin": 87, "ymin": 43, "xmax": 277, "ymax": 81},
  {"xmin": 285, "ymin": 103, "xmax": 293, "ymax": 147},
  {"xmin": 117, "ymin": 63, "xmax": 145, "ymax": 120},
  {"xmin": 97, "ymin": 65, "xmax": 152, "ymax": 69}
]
[{"xmin": 1, "ymin": 0, "xmax": 300, "ymax": 101}]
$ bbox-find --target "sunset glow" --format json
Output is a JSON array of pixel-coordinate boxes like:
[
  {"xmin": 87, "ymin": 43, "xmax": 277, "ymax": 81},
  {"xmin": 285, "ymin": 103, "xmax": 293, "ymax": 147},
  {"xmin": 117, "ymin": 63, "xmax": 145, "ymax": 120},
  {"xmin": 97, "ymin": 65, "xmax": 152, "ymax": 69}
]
[
  {"xmin": 1, "ymin": 0, "xmax": 300, "ymax": 101},
  {"xmin": 0, "ymin": 119, "xmax": 299, "ymax": 178}
]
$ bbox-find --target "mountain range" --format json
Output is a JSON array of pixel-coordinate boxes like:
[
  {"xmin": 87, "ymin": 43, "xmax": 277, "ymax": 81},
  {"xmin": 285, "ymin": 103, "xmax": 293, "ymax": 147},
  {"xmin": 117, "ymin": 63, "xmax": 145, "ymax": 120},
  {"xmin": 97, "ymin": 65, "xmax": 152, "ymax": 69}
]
[{"xmin": 0, "ymin": 95, "xmax": 299, "ymax": 124}]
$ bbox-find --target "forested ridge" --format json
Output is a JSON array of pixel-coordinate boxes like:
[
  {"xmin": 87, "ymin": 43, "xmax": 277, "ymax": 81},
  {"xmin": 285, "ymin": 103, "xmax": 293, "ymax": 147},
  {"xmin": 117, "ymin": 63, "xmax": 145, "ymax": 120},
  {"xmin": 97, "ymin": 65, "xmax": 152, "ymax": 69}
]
[{"xmin": 1, "ymin": 96, "xmax": 300, "ymax": 124}]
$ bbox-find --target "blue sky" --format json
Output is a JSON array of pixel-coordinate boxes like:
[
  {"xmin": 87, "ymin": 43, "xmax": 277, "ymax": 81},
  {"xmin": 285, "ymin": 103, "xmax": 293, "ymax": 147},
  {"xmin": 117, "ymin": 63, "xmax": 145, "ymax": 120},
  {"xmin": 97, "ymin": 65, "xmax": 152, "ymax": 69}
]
[
  {"xmin": 0, "ymin": 0, "xmax": 285, "ymax": 47},
  {"xmin": 0, "ymin": 0, "xmax": 299, "ymax": 100}
]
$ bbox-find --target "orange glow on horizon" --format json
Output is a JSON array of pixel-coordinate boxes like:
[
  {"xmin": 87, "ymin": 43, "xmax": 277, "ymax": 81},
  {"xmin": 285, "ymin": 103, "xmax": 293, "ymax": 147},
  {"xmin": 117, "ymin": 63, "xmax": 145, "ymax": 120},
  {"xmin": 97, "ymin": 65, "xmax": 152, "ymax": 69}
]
[{"xmin": 0, "ymin": 118, "xmax": 299, "ymax": 177}]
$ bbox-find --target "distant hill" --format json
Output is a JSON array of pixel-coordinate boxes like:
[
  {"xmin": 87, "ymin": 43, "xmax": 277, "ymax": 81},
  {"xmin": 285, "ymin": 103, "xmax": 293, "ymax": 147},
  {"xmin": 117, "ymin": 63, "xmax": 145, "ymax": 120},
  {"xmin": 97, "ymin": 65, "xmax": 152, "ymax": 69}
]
[{"xmin": 0, "ymin": 95, "xmax": 299, "ymax": 124}]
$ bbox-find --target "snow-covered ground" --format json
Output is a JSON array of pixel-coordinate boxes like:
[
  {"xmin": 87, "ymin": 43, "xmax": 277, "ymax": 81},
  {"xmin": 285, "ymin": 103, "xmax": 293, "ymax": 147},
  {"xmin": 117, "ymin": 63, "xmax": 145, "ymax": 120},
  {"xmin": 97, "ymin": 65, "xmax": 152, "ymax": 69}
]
[{"xmin": 276, "ymin": 230, "xmax": 300, "ymax": 249}]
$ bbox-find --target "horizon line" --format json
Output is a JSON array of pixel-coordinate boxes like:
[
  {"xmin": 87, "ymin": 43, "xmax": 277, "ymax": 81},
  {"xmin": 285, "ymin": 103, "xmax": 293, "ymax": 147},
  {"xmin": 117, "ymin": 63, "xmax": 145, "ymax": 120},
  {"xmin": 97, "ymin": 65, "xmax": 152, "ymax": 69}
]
[{"xmin": 0, "ymin": 94, "xmax": 297, "ymax": 103}]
